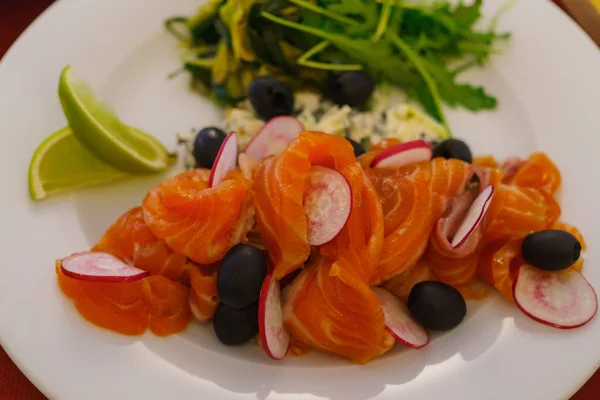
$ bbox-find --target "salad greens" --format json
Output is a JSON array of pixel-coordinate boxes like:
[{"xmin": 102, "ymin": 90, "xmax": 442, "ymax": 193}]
[{"xmin": 166, "ymin": 0, "xmax": 512, "ymax": 135}]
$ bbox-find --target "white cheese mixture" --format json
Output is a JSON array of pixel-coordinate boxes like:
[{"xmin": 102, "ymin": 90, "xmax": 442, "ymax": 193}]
[{"xmin": 179, "ymin": 89, "xmax": 447, "ymax": 169}]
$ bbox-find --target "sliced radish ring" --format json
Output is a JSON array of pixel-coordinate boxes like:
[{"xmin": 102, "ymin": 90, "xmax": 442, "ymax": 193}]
[
  {"xmin": 259, "ymin": 273, "xmax": 290, "ymax": 360},
  {"xmin": 60, "ymin": 251, "xmax": 149, "ymax": 282},
  {"xmin": 371, "ymin": 140, "xmax": 432, "ymax": 169},
  {"xmin": 513, "ymin": 264, "xmax": 598, "ymax": 329},
  {"xmin": 303, "ymin": 166, "xmax": 352, "ymax": 246},
  {"xmin": 451, "ymin": 185, "xmax": 494, "ymax": 248},
  {"xmin": 372, "ymin": 287, "xmax": 429, "ymax": 349},
  {"xmin": 209, "ymin": 131, "xmax": 238, "ymax": 188},
  {"xmin": 244, "ymin": 116, "xmax": 303, "ymax": 161}
]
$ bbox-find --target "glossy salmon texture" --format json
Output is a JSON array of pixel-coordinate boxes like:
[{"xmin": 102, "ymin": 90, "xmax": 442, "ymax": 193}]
[
  {"xmin": 382, "ymin": 258, "xmax": 434, "ymax": 302},
  {"xmin": 367, "ymin": 158, "xmax": 473, "ymax": 284},
  {"xmin": 282, "ymin": 255, "xmax": 394, "ymax": 364},
  {"xmin": 188, "ymin": 264, "xmax": 219, "ymax": 322},
  {"xmin": 423, "ymin": 167, "xmax": 503, "ymax": 299},
  {"xmin": 142, "ymin": 168, "xmax": 254, "ymax": 265},
  {"xmin": 503, "ymin": 152, "xmax": 561, "ymax": 195},
  {"xmin": 254, "ymin": 131, "xmax": 383, "ymax": 281},
  {"xmin": 56, "ymin": 261, "xmax": 191, "ymax": 336},
  {"xmin": 93, "ymin": 207, "xmax": 189, "ymax": 281}
]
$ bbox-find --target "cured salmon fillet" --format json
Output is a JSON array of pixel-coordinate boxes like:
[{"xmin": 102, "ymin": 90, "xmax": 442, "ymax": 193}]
[
  {"xmin": 282, "ymin": 255, "xmax": 394, "ymax": 364},
  {"xmin": 142, "ymin": 168, "xmax": 254, "ymax": 265},
  {"xmin": 254, "ymin": 131, "xmax": 383, "ymax": 281},
  {"xmin": 188, "ymin": 264, "xmax": 219, "ymax": 322},
  {"xmin": 478, "ymin": 221, "xmax": 585, "ymax": 301},
  {"xmin": 382, "ymin": 258, "xmax": 434, "ymax": 302},
  {"xmin": 477, "ymin": 239, "xmax": 523, "ymax": 302},
  {"xmin": 483, "ymin": 185, "xmax": 559, "ymax": 242},
  {"xmin": 93, "ymin": 207, "xmax": 189, "ymax": 281},
  {"xmin": 368, "ymin": 158, "xmax": 473, "ymax": 284},
  {"xmin": 56, "ymin": 261, "xmax": 191, "ymax": 336},
  {"xmin": 423, "ymin": 167, "xmax": 502, "ymax": 298},
  {"xmin": 503, "ymin": 152, "xmax": 561, "ymax": 195}
]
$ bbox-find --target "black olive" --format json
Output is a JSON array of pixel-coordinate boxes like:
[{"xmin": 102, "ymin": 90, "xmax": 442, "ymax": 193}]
[
  {"xmin": 217, "ymin": 244, "xmax": 268, "ymax": 309},
  {"xmin": 193, "ymin": 127, "xmax": 226, "ymax": 169},
  {"xmin": 213, "ymin": 302, "xmax": 259, "ymax": 345},
  {"xmin": 432, "ymin": 139, "xmax": 472, "ymax": 163},
  {"xmin": 522, "ymin": 230, "xmax": 582, "ymax": 271},
  {"xmin": 407, "ymin": 281, "xmax": 467, "ymax": 331},
  {"xmin": 326, "ymin": 71, "xmax": 374, "ymax": 108},
  {"xmin": 346, "ymin": 138, "xmax": 365, "ymax": 157},
  {"xmin": 248, "ymin": 76, "xmax": 294, "ymax": 120}
]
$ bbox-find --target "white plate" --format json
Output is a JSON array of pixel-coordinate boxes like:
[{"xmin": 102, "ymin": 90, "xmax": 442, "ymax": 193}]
[{"xmin": 0, "ymin": 0, "xmax": 599, "ymax": 399}]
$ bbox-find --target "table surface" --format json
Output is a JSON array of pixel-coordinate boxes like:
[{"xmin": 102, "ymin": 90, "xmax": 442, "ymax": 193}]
[{"xmin": 0, "ymin": 0, "xmax": 598, "ymax": 399}]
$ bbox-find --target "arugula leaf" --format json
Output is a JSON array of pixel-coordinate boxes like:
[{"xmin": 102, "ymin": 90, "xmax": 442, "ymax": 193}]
[
  {"xmin": 262, "ymin": 12, "xmax": 415, "ymax": 87},
  {"xmin": 325, "ymin": 0, "xmax": 379, "ymax": 36},
  {"xmin": 423, "ymin": 58, "xmax": 497, "ymax": 111}
]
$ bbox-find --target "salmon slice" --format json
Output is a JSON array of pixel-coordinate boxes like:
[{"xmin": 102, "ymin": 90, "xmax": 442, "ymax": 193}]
[
  {"xmin": 478, "ymin": 221, "xmax": 585, "ymax": 301},
  {"xmin": 503, "ymin": 152, "xmax": 561, "ymax": 195},
  {"xmin": 477, "ymin": 239, "xmax": 524, "ymax": 302},
  {"xmin": 282, "ymin": 255, "xmax": 394, "ymax": 364},
  {"xmin": 142, "ymin": 168, "xmax": 254, "ymax": 265},
  {"xmin": 187, "ymin": 264, "xmax": 219, "ymax": 322},
  {"xmin": 473, "ymin": 155, "xmax": 498, "ymax": 169},
  {"xmin": 368, "ymin": 158, "xmax": 473, "ymax": 284},
  {"xmin": 483, "ymin": 185, "xmax": 559, "ymax": 242},
  {"xmin": 382, "ymin": 259, "xmax": 434, "ymax": 302},
  {"xmin": 254, "ymin": 131, "xmax": 382, "ymax": 281},
  {"xmin": 93, "ymin": 207, "xmax": 189, "ymax": 281},
  {"xmin": 56, "ymin": 261, "xmax": 191, "ymax": 336},
  {"xmin": 424, "ymin": 167, "xmax": 502, "ymax": 298}
]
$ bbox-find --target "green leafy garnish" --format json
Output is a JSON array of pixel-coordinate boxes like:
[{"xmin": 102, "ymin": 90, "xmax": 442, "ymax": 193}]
[{"xmin": 166, "ymin": 0, "xmax": 512, "ymax": 136}]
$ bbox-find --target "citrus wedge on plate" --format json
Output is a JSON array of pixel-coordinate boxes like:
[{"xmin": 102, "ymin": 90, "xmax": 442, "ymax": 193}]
[
  {"xmin": 58, "ymin": 65, "xmax": 174, "ymax": 173},
  {"xmin": 28, "ymin": 126, "xmax": 167, "ymax": 200}
]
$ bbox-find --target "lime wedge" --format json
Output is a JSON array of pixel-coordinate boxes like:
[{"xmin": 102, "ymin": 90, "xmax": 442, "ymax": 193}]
[
  {"xmin": 58, "ymin": 65, "xmax": 174, "ymax": 173},
  {"xmin": 28, "ymin": 126, "xmax": 167, "ymax": 200}
]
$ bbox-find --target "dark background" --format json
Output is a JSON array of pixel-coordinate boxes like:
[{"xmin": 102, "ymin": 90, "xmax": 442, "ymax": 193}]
[{"xmin": 0, "ymin": 0, "xmax": 598, "ymax": 399}]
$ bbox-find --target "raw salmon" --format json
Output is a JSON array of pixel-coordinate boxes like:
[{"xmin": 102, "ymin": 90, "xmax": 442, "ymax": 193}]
[
  {"xmin": 423, "ymin": 167, "xmax": 502, "ymax": 298},
  {"xmin": 382, "ymin": 258, "xmax": 434, "ymax": 302},
  {"xmin": 56, "ymin": 261, "xmax": 191, "ymax": 336},
  {"xmin": 368, "ymin": 158, "xmax": 473, "ymax": 284},
  {"xmin": 282, "ymin": 255, "xmax": 394, "ymax": 364},
  {"xmin": 503, "ymin": 152, "xmax": 561, "ymax": 195},
  {"xmin": 477, "ymin": 239, "xmax": 523, "ymax": 301},
  {"xmin": 142, "ymin": 168, "xmax": 254, "ymax": 265},
  {"xmin": 93, "ymin": 207, "xmax": 189, "ymax": 281},
  {"xmin": 254, "ymin": 131, "xmax": 382, "ymax": 281},
  {"xmin": 478, "ymin": 221, "xmax": 585, "ymax": 301},
  {"xmin": 483, "ymin": 185, "xmax": 559, "ymax": 242},
  {"xmin": 188, "ymin": 263, "xmax": 219, "ymax": 322}
]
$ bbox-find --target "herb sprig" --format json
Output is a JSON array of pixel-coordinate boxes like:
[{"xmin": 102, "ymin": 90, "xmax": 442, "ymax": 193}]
[{"xmin": 166, "ymin": 0, "xmax": 512, "ymax": 136}]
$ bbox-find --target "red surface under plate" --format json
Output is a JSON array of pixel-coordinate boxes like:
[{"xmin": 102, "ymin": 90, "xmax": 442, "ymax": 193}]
[{"xmin": 0, "ymin": 0, "xmax": 597, "ymax": 399}]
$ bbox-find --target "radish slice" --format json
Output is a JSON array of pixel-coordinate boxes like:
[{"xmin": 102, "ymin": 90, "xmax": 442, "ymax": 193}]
[
  {"xmin": 209, "ymin": 132, "xmax": 238, "ymax": 187},
  {"xmin": 373, "ymin": 287, "xmax": 429, "ymax": 349},
  {"xmin": 513, "ymin": 264, "xmax": 598, "ymax": 329},
  {"xmin": 61, "ymin": 251, "xmax": 149, "ymax": 282},
  {"xmin": 451, "ymin": 185, "xmax": 494, "ymax": 248},
  {"xmin": 259, "ymin": 273, "xmax": 290, "ymax": 360},
  {"xmin": 303, "ymin": 166, "xmax": 352, "ymax": 246},
  {"xmin": 244, "ymin": 116, "xmax": 303, "ymax": 160},
  {"xmin": 371, "ymin": 140, "xmax": 432, "ymax": 169}
]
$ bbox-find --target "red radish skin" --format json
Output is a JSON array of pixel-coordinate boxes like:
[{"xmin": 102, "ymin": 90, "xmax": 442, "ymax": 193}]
[
  {"xmin": 209, "ymin": 132, "xmax": 239, "ymax": 188},
  {"xmin": 303, "ymin": 166, "xmax": 352, "ymax": 246},
  {"xmin": 259, "ymin": 273, "xmax": 290, "ymax": 360},
  {"xmin": 513, "ymin": 264, "xmax": 598, "ymax": 329},
  {"xmin": 371, "ymin": 140, "xmax": 433, "ymax": 169},
  {"xmin": 60, "ymin": 251, "xmax": 149, "ymax": 282},
  {"xmin": 372, "ymin": 287, "xmax": 429, "ymax": 349},
  {"xmin": 451, "ymin": 185, "xmax": 495, "ymax": 248},
  {"xmin": 244, "ymin": 116, "xmax": 304, "ymax": 161}
]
